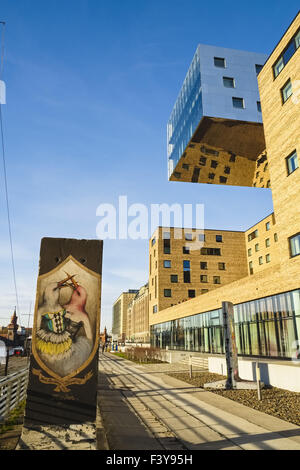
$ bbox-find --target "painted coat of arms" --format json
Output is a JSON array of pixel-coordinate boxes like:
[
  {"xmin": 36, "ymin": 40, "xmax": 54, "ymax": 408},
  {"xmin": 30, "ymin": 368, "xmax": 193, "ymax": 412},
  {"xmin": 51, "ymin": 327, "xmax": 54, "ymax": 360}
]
[{"xmin": 32, "ymin": 255, "xmax": 100, "ymax": 389}]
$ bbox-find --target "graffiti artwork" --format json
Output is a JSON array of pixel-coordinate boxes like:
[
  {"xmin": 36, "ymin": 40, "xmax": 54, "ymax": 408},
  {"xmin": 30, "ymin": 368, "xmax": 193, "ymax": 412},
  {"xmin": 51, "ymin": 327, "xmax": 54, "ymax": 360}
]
[{"xmin": 32, "ymin": 255, "xmax": 100, "ymax": 381}]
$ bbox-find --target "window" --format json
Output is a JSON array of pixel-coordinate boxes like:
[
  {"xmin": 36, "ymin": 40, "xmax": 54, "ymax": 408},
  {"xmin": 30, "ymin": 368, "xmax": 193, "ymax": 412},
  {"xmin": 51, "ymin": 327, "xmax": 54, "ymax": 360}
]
[
  {"xmin": 281, "ymin": 79, "xmax": 292, "ymax": 103},
  {"xmin": 201, "ymin": 146, "xmax": 219, "ymax": 156},
  {"xmin": 274, "ymin": 57, "xmax": 284, "ymax": 77},
  {"xmin": 208, "ymin": 173, "xmax": 215, "ymax": 180},
  {"xmin": 214, "ymin": 57, "xmax": 225, "ymax": 68},
  {"xmin": 211, "ymin": 160, "xmax": 218, "ymax": 169},
  {"xmin": 266, "ymin": 254, "xmax": 271, "ymax": 263},
  {"xmin": 266, "ymin": 180, "xmax": 271, "ymax": 188},
  {"xmin": 274, "ymin": 233, "xmax": 278, "ymax": 242},
  {"xmin": 163, "ymin": 231, "xmax": 171, "ymax": 239},
  {"xmin": 200, "ymin": 262, "xmax": 208, "ymax": 270},
  {"xmin": 198, "ymin": 233, "xmax": 205, "ymax": 242},
  {"xmin": 164, "ymin": 289, "xmax": 172, "ymax": 298},
  {"xmin": 183, "ymin": 260, "xmax": 190, "ymax": 270},
  {"xmin": 248, "ymin": 248, "xmax": 252, "ymax": 257},
  {"xmin": 201, "ymin": 248, "xmax": 221, "ymax": 256},
  {"xmin": 199, "ymin": 157, "xmax": 207, "ymax": 166},
  {"xmin": 200, "ymin": 275, "xmax": 208, "ymax": 283},
  {"xmin": 164, "ymin": 238, "xmax": 171, "ymax": 254},
  {"xmin": 273, "ymin": 29, "xmax": 300, "ymax": 78},
  {"xmin": 182, "ymin": 163, "xmax": 189, "ymax": 170},
  {"xmin": 248, "ymin": 230, "xmax": 258, "ymax": 241},
  {"xmin": 183, "ymin": 246, "xmax": 190, "ymax": 254},
  {"xmin": 255, "ymin": 64, "xmax": 263, "ymax": 75},
  {"xmin": 218, "ymin": 263, "xmax": 226, "ymax": 270},
  {"xmin": 289, "ymin": 233, "xmax": 300, "ymax": 257},
  {"xmin": 259, "ymin": 256, "xmax": 263, "ymax": 265},
  {"xmin": 232, "ymin": 97, "xmax": 245, "ymax": 109},
  {"xmin": 224, "ymin": 166, "xmax": 231, "ymax": 175},
  {"xmin": 219, "ymin": 176, "xmax": 227, "ymax": 184},
  {"xmin": 188, "ymin": 290, "xmax": 196, "ymax": 298},
  {"xmin": 153, "ymin": 305, "xmax": 158, "ymax": 314},
  {"xmin": 216, "ymin": 235, "xmax": 223, "ymax": 243},
  {"xmin": 249, "ymin": 261, "xmax": 253, "ymax": 275},
  {"xmin": 283, "ymin": 40, "xmax": 296, "ymax": 65},
  {"xmin": 171, "ymin": 275, "xmax": 178, "ymax": 283},
  {"xmin": 229, "ymin": 153, "xmax": 236, "ymax": 162},
  {"xmin": 213, "ymin": 276, "xmax": 221, "ymax": 285},
  {"xmin": 265, "ymin": 238, "xmax": 270, "ymax": 248},
  {"xmin": 264, "ymin": 163, "xmax": 268, "ymax": 172},
  {"xmin": 174, "ymin": 172, "xmax": 181, "ymax": 179},
  {"xmin": 223, "ymin": 77, "xmax": 235, "ymax": 88},
  {"xmin": 183, "ymin": 260, "xmax": 191, "ymax": 283},
  {"xmin": 257, "ymin": 101, "xmax": 262, "ymax": 112},
  {"xmin": 296, "ymin": 30, "xmax": 300, "ymax": 48},
  {"xmin": 151, "ymin": 237, "xmax": 156, "ymax": 246},
  {"xmin": 201, "ymin": 289, "xmax": 209, "ymax": 294},
  {"xmin": 255, "ymin": 243, "xmax": 259, "ymax": 252},
  {"xmin": 286, "ymin": 150, "xmax": 298, "ymax": 175},
  {"xmin": 266, "ymin": 222, "xmax": 270, "ymax": 231},
  {"xmin": 185, "ymin": 233, "xmax": 193, "ymax": 241},
  {"xmin": 164, "ymin": 260, "xmax": 171, "ymax": 268}
]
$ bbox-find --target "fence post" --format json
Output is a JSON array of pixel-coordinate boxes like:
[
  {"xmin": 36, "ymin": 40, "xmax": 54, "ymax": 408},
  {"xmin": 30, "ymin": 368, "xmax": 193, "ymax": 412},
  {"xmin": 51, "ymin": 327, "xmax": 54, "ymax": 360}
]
[
  {"xmin": 256, "ymin": 362, "xmax": 262, "ymax": 401},
  {"xmin": 4, "ymin": 347, "xmax": 9, "ymax": 376},
  {"xmin": 4, "ymin": 380, "xmax": 12, "ymax": 419},
  {"xmin": 189, "ymin": 355, "xmax": 193, "ymax": 379}
]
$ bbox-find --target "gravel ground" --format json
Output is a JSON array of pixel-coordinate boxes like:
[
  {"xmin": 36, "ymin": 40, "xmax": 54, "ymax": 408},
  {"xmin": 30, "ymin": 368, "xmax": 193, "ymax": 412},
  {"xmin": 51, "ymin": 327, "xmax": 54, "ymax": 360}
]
[{"xmin": 166, "ymin": 371, "xmax": 300, "ymax": 427}]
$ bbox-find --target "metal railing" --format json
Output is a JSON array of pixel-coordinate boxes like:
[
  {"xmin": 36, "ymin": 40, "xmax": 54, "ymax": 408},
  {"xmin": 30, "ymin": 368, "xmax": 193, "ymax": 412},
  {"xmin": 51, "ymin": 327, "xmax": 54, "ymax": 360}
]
[{"xmin": 0, "ymin": 368, "xmax": 29, "ymax": 421}]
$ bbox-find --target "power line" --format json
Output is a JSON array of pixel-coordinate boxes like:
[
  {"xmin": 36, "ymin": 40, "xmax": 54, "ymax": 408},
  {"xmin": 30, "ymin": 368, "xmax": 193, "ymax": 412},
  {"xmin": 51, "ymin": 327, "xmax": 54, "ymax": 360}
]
[{"xmin": 0, "ymin": 21, "xmax": 22, "ymax": 324}]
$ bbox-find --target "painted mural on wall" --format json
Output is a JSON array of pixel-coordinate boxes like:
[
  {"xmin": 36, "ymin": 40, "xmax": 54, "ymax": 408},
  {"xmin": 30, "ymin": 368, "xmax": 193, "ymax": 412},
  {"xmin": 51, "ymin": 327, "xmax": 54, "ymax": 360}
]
[{"xmin": 32, "ymin": 255, "xmax": 100, "ymax": 382}]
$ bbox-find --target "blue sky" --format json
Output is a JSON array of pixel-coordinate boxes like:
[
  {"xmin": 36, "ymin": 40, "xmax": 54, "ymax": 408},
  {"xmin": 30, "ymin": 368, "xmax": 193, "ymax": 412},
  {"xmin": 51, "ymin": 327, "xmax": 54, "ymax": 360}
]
[{"xmin": 0, "ymin": 1, "xmax": 298, "ymax": 331}]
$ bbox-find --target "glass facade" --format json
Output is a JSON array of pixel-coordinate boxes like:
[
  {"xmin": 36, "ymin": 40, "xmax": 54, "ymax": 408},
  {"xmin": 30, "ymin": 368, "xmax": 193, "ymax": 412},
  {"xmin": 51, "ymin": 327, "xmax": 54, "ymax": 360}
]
[
  {"xmin": 167, "ymin": 48, "xmax": 202, "ymax": 175},
  {"xmin": 150, "ymin": 289, "xmax": 300, "ymax": 359}
]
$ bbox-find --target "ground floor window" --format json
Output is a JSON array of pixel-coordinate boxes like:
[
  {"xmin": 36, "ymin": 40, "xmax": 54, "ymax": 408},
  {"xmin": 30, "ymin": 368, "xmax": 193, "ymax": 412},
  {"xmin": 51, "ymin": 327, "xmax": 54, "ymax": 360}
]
[{"xmin": 150, "ymin": 289, "xmax": 300, "ymax": 360}]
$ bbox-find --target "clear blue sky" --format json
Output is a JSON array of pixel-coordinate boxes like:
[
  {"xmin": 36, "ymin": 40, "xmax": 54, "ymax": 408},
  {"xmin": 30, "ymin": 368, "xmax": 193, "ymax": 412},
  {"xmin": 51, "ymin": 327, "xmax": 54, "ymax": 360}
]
[{"xmin": 0, "ymin": 1, "xmax": 298, "ymax": 331}]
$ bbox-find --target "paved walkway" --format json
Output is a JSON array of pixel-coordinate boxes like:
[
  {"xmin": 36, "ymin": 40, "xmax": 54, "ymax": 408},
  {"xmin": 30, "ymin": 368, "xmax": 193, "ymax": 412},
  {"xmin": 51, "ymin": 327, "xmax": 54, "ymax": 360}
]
[{"xmin": 98, "ymin": 353, "xmax": 300, "ymax": 451}]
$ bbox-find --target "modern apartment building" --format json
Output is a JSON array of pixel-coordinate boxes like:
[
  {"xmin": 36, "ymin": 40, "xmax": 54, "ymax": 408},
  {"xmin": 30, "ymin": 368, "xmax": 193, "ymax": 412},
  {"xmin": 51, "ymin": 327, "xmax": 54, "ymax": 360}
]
[
  {"xmin": 126, "ymin": 284, "xmax": 149, "ymax": 343},
  {"xmin": 150, "ymin": 12, "xmax": 300, "ymax": 367},
  {"xmin": 167, "ymin": 44, "xmax": 267, "ymax": 187},
  {"xmin": 112, "ymin": 290, "xmax": 139, "ymax": 342},
  {"xmin": 149, "ymin": 227, "xmax": 248, "ymax": 314}
]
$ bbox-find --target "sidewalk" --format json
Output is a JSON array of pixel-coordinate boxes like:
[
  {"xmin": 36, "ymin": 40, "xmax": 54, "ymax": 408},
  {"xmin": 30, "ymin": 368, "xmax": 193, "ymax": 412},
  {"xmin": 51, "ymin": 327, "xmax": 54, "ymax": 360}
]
[{"xmin": 97, "ymin": 353, "xmax": 300, "ymax": 450}]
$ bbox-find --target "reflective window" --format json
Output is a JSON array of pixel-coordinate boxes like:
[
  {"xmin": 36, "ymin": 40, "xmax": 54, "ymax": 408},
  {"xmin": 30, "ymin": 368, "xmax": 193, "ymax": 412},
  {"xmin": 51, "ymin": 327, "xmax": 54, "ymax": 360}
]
[
  {"xmin": 164, "ymin": 260, "xmax": 171, "ymax": 268},
  {"xmin": 214, "ymin": 57, "xmax": 226, "ymax": 68},
  {"xmin": 273, "ymin": 29, "xmax": 300, "ymax": 78},
  {"xmin": 290, "ymin": 234, "xmax": 300, "ymax": 258},
  {"xmin": 150, "ymin": 289, "xmax": 300, "ymax": 360},
  {"xmin": 281, "ymin": 80, "xmax": 293, "ymax": 103},
  {"xmin": 223, "ymin": 76, "xmax": 235, "ymax": 88},
  {"xmin": 286, "ymin": 150, "xmax": 298, "ymax": 175},
  {"xmin": 232, "ymin": 97, "xmax": 245, "ymax": 109}
]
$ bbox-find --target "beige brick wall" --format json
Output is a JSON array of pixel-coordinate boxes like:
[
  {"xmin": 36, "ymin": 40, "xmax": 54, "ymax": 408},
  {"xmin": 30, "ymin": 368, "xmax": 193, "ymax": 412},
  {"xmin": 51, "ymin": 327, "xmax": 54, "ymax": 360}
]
[
  {"xmin": 245, "ymin": 213, "xmax": 280, "ymax": 275},
  {"xmin": 258, "ymin": 12, "xmax": 300, "ymax": 268},
  {"xmin": 149, "ymin": 227, "xmax": 248, "ymax": 316}
]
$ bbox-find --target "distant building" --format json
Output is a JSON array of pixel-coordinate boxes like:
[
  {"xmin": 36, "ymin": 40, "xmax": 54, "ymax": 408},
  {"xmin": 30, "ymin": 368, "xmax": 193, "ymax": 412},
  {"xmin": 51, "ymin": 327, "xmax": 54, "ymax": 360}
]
[
  {"xmin": 126, "ymin": 284, "xmax": 149, "ymax": 344},
  {"xmin": 0, "ymin": 309, "xmax": 31, "ymax": 347},
  {"xmin": 112, "ymin": 290, "xmax": 139, "ymax": 342}
]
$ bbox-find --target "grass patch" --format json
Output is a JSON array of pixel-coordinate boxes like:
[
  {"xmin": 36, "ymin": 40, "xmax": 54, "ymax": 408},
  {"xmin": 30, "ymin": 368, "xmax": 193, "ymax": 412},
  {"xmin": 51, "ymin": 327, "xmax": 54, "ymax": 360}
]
[{"xmin": 0, "ymin": 400, "xmax": 25, "ymax": 435}]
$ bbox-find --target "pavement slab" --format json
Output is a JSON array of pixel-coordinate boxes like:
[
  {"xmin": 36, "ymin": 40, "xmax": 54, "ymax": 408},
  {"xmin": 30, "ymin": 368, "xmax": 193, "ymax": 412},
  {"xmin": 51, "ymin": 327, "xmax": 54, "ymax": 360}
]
[{"xmin": 97, "ymin": 353, "xmax": 300, "ymax": 451}]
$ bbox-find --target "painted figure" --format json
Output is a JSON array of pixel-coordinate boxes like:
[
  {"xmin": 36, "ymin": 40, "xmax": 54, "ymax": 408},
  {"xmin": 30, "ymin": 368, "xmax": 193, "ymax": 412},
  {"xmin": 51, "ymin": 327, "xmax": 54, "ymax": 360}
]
[{"xmin": 36, "ymin": 273, "xmax": 93, "ymax": 378}]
